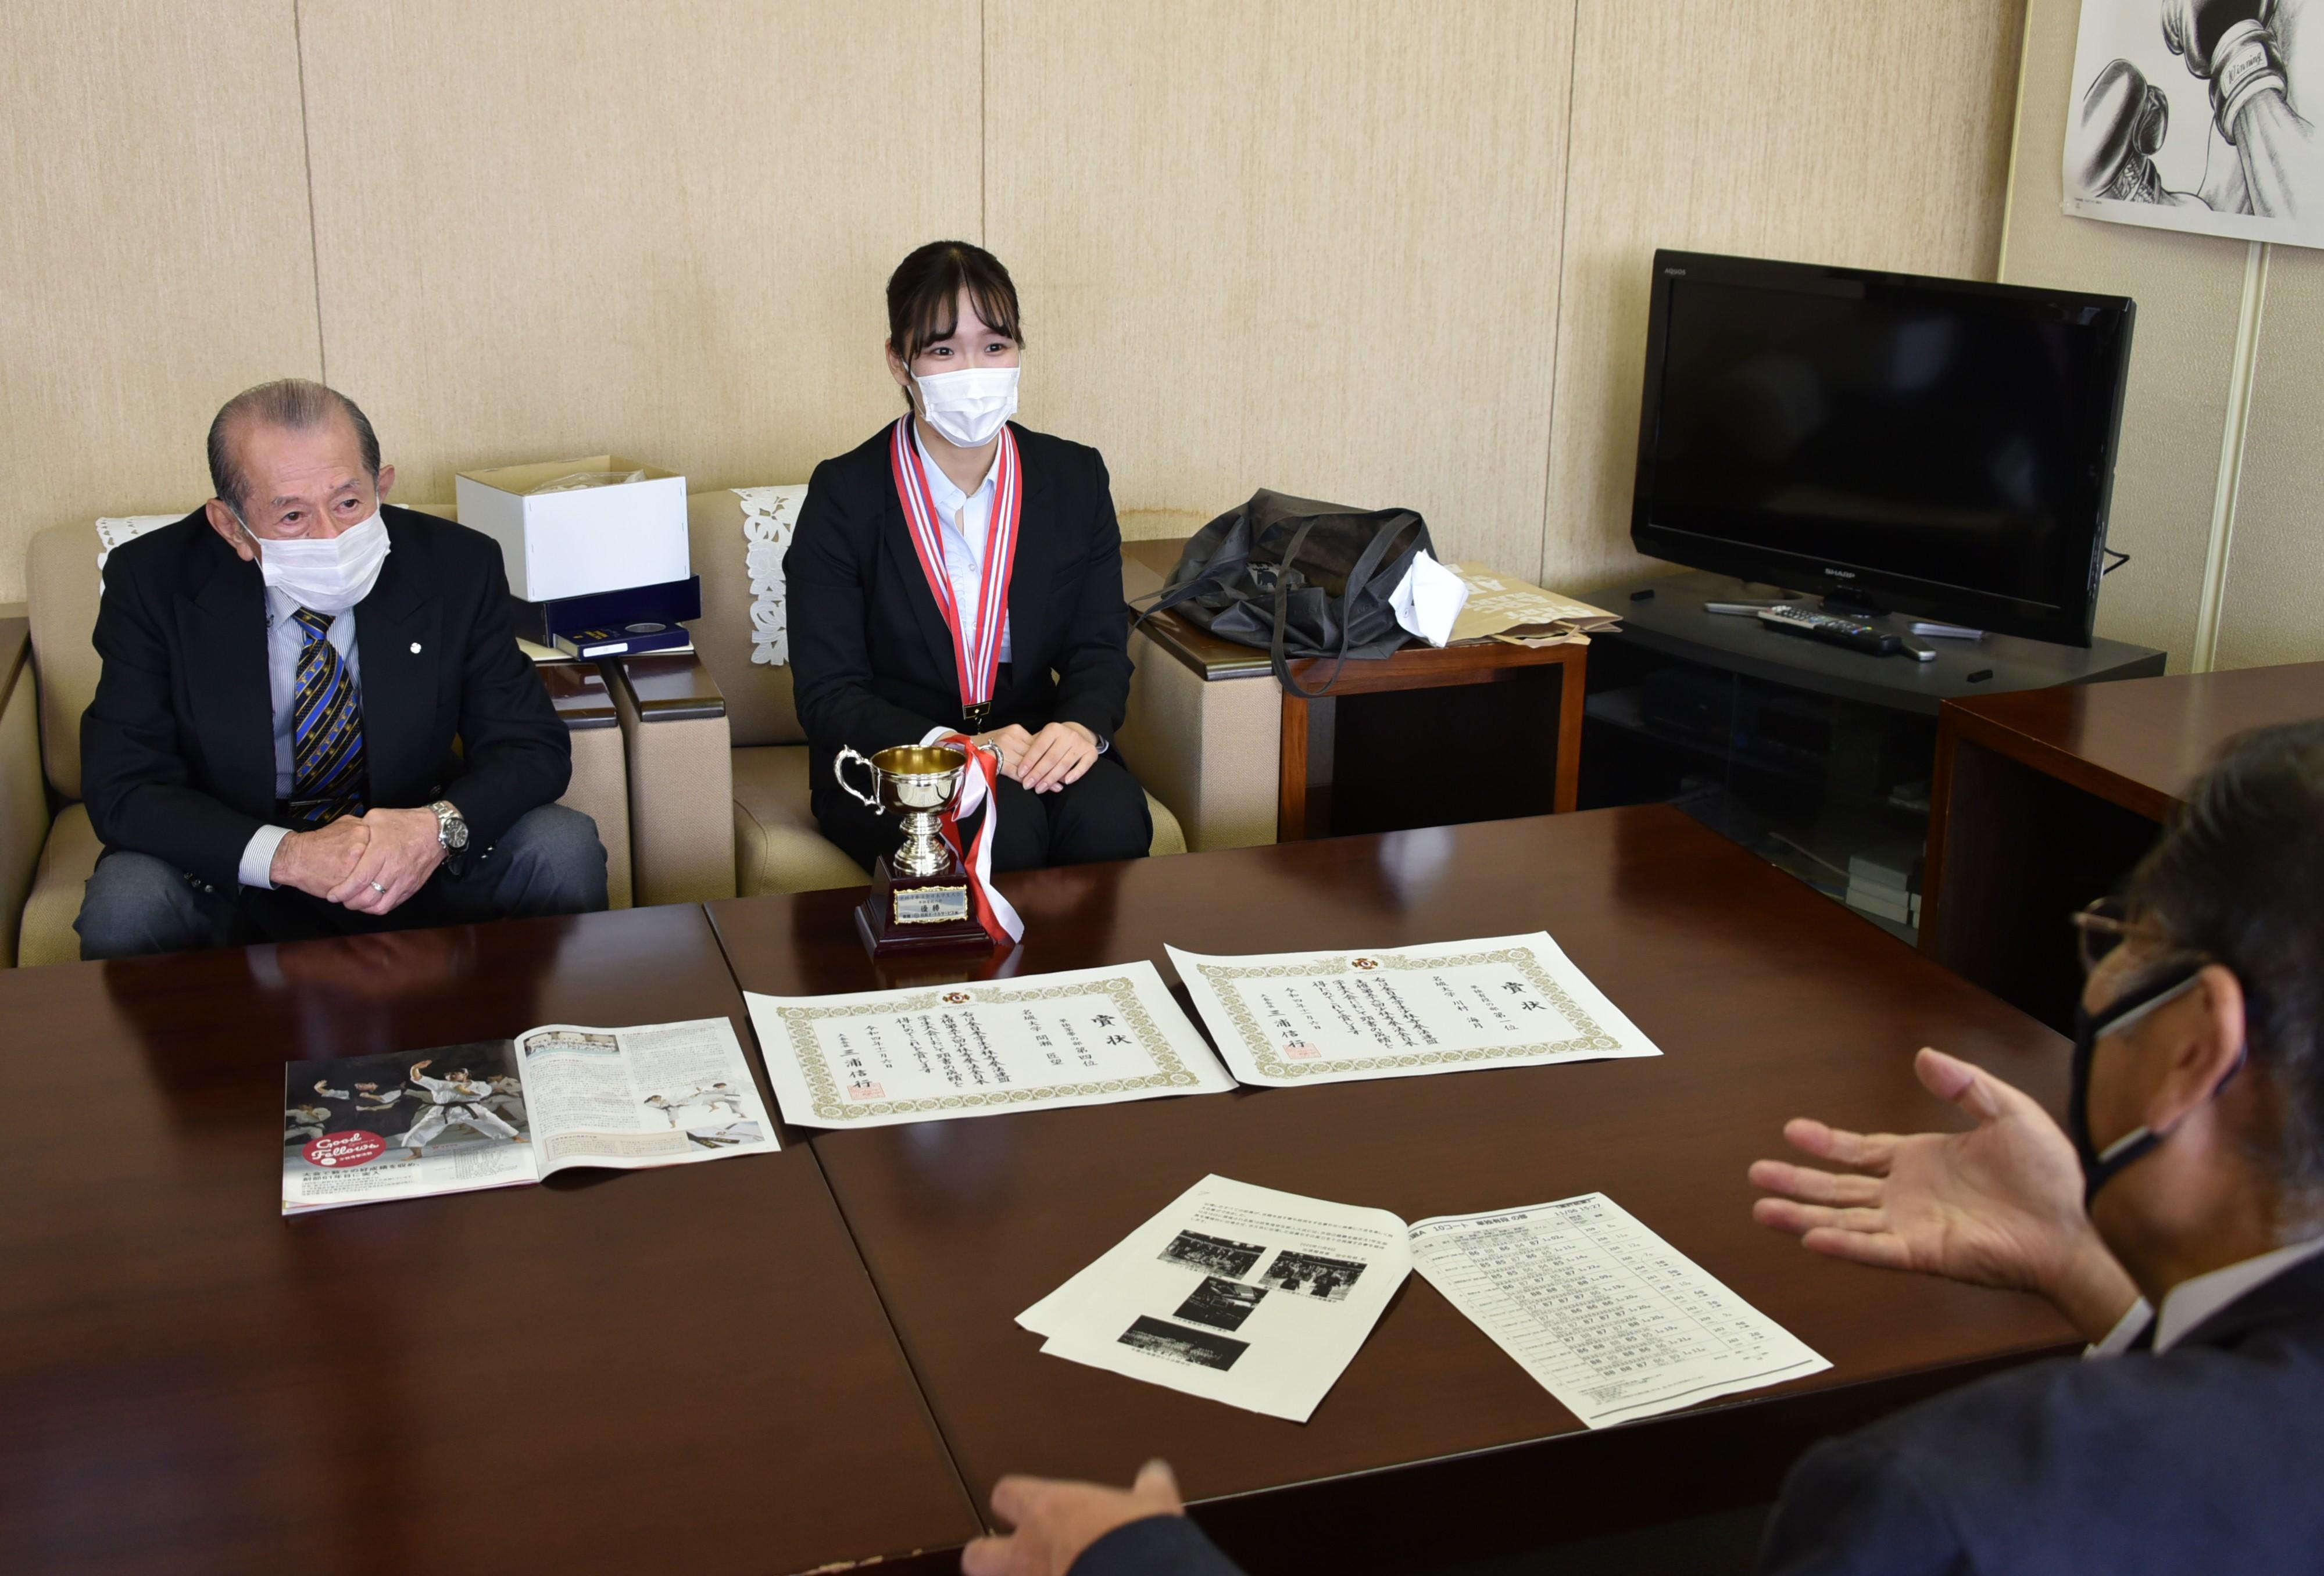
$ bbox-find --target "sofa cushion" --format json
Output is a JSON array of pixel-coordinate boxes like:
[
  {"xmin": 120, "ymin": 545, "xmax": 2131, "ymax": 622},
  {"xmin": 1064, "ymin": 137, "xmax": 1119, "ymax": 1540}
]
[
  {"xmin": 733, "ymin": 744, "xmax": 871, "ymax": 897},
  {"xmin": 1145, "ymin": 790, "xmax": 1188, "ymax": 857},
  {"xmin": 19, "ymin": 803, "xmax": 100, "ymax": 968},
  {"xmin": 27, "ymin": 522, "xmax": 106, "ymax": 802}
]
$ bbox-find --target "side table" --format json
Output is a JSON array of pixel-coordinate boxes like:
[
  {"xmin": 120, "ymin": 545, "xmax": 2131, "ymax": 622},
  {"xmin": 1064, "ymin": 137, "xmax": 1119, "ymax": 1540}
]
[
  {"xmin": 1121, "ymin": 539, "xmax": 1584, "ymax": 840},
  {"xmin": 1923, "ymin": 660, "xmax": 2324, "ymax": 1030}
]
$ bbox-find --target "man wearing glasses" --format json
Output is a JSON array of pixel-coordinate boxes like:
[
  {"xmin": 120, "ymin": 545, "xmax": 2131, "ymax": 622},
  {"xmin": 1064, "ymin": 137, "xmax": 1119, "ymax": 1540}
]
[{"xmin": 964, "ymin": 720, "xmax": 2324, "ymax": 1576}]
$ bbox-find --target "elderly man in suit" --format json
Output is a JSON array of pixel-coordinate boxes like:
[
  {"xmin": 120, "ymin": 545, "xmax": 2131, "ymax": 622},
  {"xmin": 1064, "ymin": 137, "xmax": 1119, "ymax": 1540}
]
[
  {"xmin": 964, "ymin": 721, "xmax": 2324, "ymax": 1576},
  {"xmin": 74, "ymin": 378, "xmax": 606, "ymax": 958}
]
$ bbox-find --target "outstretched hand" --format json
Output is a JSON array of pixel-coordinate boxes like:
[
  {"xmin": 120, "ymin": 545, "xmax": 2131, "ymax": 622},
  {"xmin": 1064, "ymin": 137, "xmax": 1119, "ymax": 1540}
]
[
  {"xmin": 1749, "ymin": 1047, "xmax": 2140, "ymax": 1341},
  {"xmin": 961, "ymin": 1460, "xmax": 1185, "ymax": 1576}
]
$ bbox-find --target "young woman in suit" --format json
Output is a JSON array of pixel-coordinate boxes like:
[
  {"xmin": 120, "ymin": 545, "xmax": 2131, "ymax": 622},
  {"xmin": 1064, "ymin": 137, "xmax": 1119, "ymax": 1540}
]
[{"xmin": 788, "ymin": 241, "xmax": 1152, "ymax": 875}]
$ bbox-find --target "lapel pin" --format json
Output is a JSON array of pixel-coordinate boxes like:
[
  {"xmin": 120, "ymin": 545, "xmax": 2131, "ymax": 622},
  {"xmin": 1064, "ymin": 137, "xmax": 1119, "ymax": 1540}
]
[{"xmin": 410, "ymin": 642, "xmax": 423, "ymax": 654}]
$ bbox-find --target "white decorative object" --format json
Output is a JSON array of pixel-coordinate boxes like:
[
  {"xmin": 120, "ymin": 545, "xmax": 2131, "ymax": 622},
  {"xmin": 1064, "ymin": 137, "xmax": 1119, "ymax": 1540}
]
[
  {"xmin": 95, "ymin": 514, "xmax": 185, "ymax": 572},
  {"xmin": 735, "ymin": 484, "xmax": 809, "ymax": 667}
]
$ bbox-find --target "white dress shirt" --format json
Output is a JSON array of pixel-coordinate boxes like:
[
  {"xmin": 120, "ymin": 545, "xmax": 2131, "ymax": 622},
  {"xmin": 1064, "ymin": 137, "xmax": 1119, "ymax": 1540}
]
[
  {"xmin": 913, "ymin": 422, "xmax": 1012, "ymax": 664},
  {"xmin": 904, "ymin": 425, "xmax": 1106, "ymax": 757},
  {"xmin": 2087, "ymin": 1233, "xmax": 2324, "ymax": 1357},
  {"xmin": 236, "ymin": 587, "xmax": 363, "ymax": 888}
]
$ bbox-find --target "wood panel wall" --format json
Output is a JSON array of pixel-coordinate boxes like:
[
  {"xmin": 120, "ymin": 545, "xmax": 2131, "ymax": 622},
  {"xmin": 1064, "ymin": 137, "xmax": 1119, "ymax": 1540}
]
[
  {"xmin": 1544, "ymin": 0, "xmax": 2029, "ymax": 592},
  {"xmin": 986, "ymin": 0, "xmax": 1574, "ymax": 582},
  {"xmin": 0, "ymin": 0, "xmax": 323, "ymax": 594},
  {"xmin": 299, "ymin": 0, "xmax": 981, "ymax": 509},
  {"xmin": 1, "ymin": 1, "xmax": 2032, "ymax": 608},
  {"xmin": 1997, "ymin": 0, "xmax": 2253, "ymax": 669},
  {"xmin": 2215, "ymin": 246, "xmax": 2324, "ymax": 671}
]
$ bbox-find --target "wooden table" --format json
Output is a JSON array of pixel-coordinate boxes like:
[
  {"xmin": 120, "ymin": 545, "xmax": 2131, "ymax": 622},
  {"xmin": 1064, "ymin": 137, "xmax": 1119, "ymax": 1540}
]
[
  {"xmin": 709, "ymin": 807, "xmax": 2077, "ymax": 1573},
  {"xmin": 1122, "ymin": 539, "xmax": 1586, "ymax": 840},
  {"xmin": 0, "ymin": 904, "xmax": 977, "ymax": 1576},
  {"xmin": 1922, "ymin": 661, "xmax": 2324, "ymax": 1030}
]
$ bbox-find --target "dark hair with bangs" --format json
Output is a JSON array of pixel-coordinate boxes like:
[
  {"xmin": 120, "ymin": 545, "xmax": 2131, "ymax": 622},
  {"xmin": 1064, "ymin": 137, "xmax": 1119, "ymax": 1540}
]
[
  {"xmin": 886, "ymin": 241, "xmax": 1023, "ymax": 377},
  {"xmin": 2126, "ymin": 718, "xmax": 2324, "ymax": 1199}
]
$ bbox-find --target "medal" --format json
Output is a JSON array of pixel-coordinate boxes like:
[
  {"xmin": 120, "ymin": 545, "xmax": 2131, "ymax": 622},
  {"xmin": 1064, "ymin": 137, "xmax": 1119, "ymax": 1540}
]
[{"xmin": 889, "ymin": 417, "xmax": 1021, "ymax": 730}]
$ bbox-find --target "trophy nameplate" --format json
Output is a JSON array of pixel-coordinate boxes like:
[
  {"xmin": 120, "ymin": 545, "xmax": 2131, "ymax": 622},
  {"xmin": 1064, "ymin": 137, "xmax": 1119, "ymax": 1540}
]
[{"xmin": 836, "ymin": 743, "xmax": 999, "ymax": 957}]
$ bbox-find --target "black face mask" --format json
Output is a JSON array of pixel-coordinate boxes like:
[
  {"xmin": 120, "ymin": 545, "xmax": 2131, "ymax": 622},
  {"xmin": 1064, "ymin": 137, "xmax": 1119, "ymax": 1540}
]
[{"xmin": 2068, "ymin": 960, "xmax": 2241, "ymax": 1208}]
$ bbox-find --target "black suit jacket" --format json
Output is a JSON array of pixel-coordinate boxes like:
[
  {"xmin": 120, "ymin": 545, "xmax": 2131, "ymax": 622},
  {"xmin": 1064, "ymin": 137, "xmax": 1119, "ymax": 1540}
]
[
  {"xmin": 1071, "ymin": 1252, "xmax": 2324, "ymax": 1576},
  {"xmin": 786, "ymin": 421, "xmax": 1134, "ymax": 798},
  {"xmin": 82, "ymin": 506, "xmax": 571, "ymax": 889}
]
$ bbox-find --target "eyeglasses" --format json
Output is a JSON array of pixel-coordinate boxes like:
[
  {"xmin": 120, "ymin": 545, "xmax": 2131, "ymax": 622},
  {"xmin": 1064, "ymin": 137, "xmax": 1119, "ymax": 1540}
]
[{"xmin": 2070, "ymin": 896, "xmax": 2145, "ymax": 975}]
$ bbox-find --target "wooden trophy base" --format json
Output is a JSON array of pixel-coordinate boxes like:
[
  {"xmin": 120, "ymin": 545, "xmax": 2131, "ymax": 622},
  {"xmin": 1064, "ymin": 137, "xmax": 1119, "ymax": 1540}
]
[{"xmin": 854, "ymin": 854, "xmax": 997, "ymax": 957}]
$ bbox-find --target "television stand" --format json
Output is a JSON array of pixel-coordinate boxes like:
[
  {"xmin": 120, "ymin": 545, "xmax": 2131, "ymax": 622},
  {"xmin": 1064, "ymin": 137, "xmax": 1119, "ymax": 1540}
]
[
  {"xmin": 1775, "ymin": 590, "xmax": 1988, "ymax": 640},
  {"xmin": 1583, "ymin": 568, "xmax": 2164, "ymax": 943}
]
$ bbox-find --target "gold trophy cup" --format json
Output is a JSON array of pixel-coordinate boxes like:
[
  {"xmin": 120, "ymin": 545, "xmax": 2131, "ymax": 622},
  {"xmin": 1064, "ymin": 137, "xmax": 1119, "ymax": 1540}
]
[{"xmin": 834, "ymin": 743, "xmax": 998, "ymax": 955}]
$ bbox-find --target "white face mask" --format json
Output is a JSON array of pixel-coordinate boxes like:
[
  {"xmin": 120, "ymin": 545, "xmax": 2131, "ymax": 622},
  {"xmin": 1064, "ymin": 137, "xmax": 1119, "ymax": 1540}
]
[
  {"xmin": 241, "ymin": 504, "xmax": 392, "ymax": 614},
  {"xmin": 913, "ymin": 364, "xmax": 1019, "ymax": 449}
]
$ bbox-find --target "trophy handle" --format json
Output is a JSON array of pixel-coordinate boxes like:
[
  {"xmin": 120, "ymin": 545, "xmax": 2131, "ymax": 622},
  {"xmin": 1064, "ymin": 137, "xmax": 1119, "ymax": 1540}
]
[{"xmin": 834, "ymin": 746, "xmax": 882, "ymax": 811}]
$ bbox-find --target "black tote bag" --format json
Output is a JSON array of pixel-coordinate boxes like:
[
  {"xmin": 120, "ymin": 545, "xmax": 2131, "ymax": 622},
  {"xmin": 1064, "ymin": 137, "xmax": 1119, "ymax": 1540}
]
[{"xmin": 1136, "ymin": 489, "xmax": 1432, "ymax": 698}]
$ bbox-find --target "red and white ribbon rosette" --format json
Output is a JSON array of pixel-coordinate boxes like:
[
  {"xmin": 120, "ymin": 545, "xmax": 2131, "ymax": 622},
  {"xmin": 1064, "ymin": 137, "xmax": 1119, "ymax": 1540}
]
[{"xmin": 937, "ymin": 732, "xmax": 1023, "ymax": 945}]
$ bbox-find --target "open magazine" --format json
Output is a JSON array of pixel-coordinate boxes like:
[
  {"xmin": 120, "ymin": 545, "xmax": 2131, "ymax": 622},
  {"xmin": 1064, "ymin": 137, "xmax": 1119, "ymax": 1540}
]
[{"xmin": 282, "ymin": 1017, "xmax": 777, "ymax": 1215}]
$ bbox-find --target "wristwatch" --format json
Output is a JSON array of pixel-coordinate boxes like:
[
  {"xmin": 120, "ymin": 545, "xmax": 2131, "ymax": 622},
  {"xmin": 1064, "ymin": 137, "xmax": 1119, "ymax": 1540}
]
[{"xmin": 428, "ymin": 800, "xmax": 470, "ymax": 855}]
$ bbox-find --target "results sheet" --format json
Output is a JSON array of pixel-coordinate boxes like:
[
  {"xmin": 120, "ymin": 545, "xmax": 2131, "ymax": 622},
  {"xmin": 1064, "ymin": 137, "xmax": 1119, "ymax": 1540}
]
[
  {"xmin": 1168, "ymin": 932, "xmax": 1661, "ymax": 1087},
  {"xmin": 1409, "ymin": 1194, "xmax": 1829, "ymax": 1428},
  {"xmin": 745, "ymin": 960, "xmax": 1233, "ymax": 1128}
]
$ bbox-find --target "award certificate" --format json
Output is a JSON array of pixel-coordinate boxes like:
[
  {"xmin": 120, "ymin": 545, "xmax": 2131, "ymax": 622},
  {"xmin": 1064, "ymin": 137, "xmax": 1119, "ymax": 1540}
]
[
  {"xmin": 1167, "ymin": 931, "xmax": 1662, "ymax": 1087},
  {"xmin": 745, "ymin": 961, "xmax": 1234, "ymax": 1128}
]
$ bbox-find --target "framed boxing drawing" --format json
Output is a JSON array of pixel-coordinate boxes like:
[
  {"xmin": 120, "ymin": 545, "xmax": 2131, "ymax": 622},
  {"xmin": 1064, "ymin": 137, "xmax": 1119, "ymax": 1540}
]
[{"xmin": 2065, "ymin": 0, "xmax": 2323, "ymax": 248}]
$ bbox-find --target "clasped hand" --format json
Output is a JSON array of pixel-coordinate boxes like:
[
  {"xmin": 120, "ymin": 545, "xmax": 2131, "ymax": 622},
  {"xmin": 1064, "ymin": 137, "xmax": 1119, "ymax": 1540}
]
[
  {"xmin": 269, "ymin": 807, "xmax": 446, "ymax": 915},
  {"xmin": 972, "ymin": 721, "xmax": 1099, "ymax": 794}
]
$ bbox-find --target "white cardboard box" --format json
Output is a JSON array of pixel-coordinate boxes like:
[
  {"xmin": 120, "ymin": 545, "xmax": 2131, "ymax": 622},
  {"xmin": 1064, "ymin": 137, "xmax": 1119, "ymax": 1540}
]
[{"xmin": 455, "ymin": 456, "xmax": 688, "ymax": 603}]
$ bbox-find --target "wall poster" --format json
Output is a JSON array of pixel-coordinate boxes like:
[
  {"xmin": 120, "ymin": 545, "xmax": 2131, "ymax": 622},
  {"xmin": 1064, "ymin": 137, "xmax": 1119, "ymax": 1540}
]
[{"xmin": 2066, "ymin": 0, "xmax": 2322, "ymax": 248}]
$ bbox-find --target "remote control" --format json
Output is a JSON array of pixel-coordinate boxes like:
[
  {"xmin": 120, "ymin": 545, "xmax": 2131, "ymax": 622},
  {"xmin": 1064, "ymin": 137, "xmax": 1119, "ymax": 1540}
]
[{"xmin": 1757, "ymin": 604, "xmax": 1903, "ymax": 657}]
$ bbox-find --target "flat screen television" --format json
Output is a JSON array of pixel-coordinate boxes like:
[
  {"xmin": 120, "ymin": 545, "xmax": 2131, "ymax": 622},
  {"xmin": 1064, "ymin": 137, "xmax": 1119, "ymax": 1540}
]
[{"xmin": 1629, "ymin": 250, "xmax": 2136, "ymax": 647}]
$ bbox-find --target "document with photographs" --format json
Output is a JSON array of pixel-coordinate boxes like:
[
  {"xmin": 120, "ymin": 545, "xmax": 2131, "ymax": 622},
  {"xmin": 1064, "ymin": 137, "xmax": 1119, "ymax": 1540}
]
[
  {"xmin": 1018, "ymin": 1175, "xmax": 1411, "ymax": 1423},
  {"xmin": 1408, "ymin": 1194, "xmax": 1829, "ymax": 1429},
  {"xmin": 745, "ymin": 961, "xmax": 1234, "ymax": 1129},
  {"xmin": 282, "ymin": 1018, "xmax": 777, "ymax": 1215},
  {"xmin": 1167, "ymin": 932, "xmax": 1662, "ymax": 1088}
]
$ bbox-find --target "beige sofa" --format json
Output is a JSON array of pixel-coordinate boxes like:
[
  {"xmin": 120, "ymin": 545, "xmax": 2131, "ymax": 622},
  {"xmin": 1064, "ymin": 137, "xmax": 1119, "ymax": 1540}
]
[
  {"xmin": 0, "ymin": 517, "xmax": 634, "ymax": 968},
  {"xmin": 681, "ymin": 488, "xmax": 1241, "ymax": 897}
]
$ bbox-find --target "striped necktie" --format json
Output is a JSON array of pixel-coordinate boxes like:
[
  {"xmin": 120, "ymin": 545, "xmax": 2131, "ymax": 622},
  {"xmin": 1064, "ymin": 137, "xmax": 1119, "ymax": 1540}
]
[{"xmin": 289, "ymin": 607, "xmax": 367, "ymax": 827}]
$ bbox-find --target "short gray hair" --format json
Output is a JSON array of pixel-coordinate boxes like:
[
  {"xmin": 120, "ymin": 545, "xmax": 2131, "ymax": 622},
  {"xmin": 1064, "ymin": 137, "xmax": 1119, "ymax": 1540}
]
[
  {"xmin": 2128, "ymin": 719, "xmax": 2324, "ymax": 1200},
  {"xmin": 206, "ymin": 379, "xmax": 381, "ymax": 512}
]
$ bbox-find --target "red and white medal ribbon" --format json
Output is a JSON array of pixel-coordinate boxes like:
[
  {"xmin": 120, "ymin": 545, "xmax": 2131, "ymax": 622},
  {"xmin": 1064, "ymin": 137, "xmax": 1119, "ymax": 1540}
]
[
  {"xmin": 889, "ymin": 416, "xmax": 1021, "ymax": 727},
  {"xmin": 936, "ymin": 733, "xmax": 1023, "ymax": 944}
]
